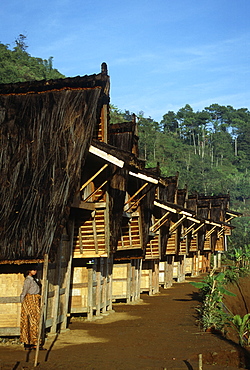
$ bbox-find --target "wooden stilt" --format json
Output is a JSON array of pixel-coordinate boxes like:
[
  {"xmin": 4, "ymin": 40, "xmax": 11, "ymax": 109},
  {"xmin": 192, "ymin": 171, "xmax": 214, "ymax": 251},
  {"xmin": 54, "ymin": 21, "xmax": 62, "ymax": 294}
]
[
  {"xmin": 51, "ymin": 239, "xmax": 62, "ymax": 333},
  {"xmin": 34, "ymin": 253, "xmax": 49, "ymax": 367},
  {"xmin": 107, "ymin": 257, "xmax": 113, "ymax": 311},
  {"xmin": 149, "ymin": 265, "xmax": 153, "ymax": 296},
  {"xmin": 87, "ymin": 268, "xmax": 93, "ymax": 320},
  {"xmin": 61, "ymin": 219, "xmax": 74, "ymax": 331},
  {"xmin": 138, "ymin": 259, "xmax": 142, "ymax": 299},
  {"xmin": 96, "ymin": 269, "xmax": 101, "ymax": 316},
  {"xmin": 126, "ymin": 263, "xmax": 131, "ymax": 303},
  {"xmin": 102, "ymin": 259, "xmax": 107, "ymax": 313}
]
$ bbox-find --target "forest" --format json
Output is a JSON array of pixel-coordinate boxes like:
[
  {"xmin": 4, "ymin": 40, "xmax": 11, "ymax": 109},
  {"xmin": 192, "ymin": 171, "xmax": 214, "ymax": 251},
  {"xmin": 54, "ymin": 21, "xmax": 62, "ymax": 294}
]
[
  {"xmin": 0, "ymin": 34, "xmax": 64, "ymax": 83},
  {"xmin": 1, "ymin": 35, "xmax": 249, "ymax": 249}
]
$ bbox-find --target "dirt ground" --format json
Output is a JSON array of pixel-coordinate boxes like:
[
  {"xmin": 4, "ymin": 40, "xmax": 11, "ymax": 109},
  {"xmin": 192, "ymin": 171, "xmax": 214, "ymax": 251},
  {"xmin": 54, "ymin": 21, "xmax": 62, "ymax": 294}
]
[{"xmin": 0, "ymin": 276, "xmax": 250, "ymax": 370}]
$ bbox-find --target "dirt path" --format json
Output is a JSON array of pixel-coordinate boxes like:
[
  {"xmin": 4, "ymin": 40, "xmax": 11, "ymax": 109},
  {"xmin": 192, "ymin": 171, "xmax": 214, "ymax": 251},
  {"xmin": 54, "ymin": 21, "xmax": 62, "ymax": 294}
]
[{"xmin": 0, "ymin": 278, "xmax": 249, "ymax": 370}]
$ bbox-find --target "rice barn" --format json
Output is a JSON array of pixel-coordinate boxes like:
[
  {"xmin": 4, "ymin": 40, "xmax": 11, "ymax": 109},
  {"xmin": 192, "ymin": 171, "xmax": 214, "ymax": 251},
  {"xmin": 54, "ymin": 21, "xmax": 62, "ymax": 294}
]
[{"xmin": 0, "ymin": 64, "xmax": 240, "ymax": 340}]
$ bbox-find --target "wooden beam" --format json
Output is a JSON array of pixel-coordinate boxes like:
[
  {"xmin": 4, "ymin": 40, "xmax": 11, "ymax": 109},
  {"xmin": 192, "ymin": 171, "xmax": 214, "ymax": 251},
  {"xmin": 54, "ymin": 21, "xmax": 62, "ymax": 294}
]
[
  {"xmin": 124, "ymin": 182, "xmax": 149, "ymax": 205},
  {"xmin": 129, "ymin": 171, "xmax": 158, "ymax": 184},
  {"xmin": 125, "ymin": 191, "xmax": 147, "ymax": 212},
  {"xmin": 51, "ymin": 239, "xmax": 62, "ymax": 334},
  {"xmin": 83, "ymin": 167, "xmax": 119, "ymax": 203},
  {"xmin": 225, "ymin": 216, "xmax": 234, "ymax": 223},
  {"xmin": 80, "ymin": 163, "xmax": 108, "ymax": 192},
  {"xmin": 169, "ymin": 215, "xmax": 186, "ymax": 233},
  {"xmin": 206, "ymin": 225, "xmax": 217, "ymax": 238},
  {"xmin": 89, "ymin": 145, "xmax": 124, "ymax": 167},
  {"xmin": 187, "ymin": 216, "xmax": 201, "ymax": 223},
  {"xmin": 83, "ymin": 179, "xmax": 108, "ymax": 202},
  {"xmin": 182, "ymin": 222, "xmax": 196, "ymax": 238},
  {"xmin": 192, "ymin": 222, "xmax": 205, "ymax": 235},
  {"xmin": 92, "ymin": 218, "xmax": 98, "ymax": 254},
  {"xmin": 217, "ymin": 227, "xmax": 225, "ymax": 237},
  {"xmin": 61, "ymin": 219, "xmax": 74, "ymax": 330},
  {"xmin": 150, "ymin": 212, "xmax": 170, "ymax": 233},
  {"xmin": 154, "ymin": 200, "xmax": 178, "ymax": 213}
]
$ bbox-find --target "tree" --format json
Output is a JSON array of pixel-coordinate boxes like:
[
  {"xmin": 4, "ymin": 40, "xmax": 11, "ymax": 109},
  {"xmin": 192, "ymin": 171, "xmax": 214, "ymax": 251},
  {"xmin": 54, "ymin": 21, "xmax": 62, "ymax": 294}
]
[
  {"xmin": 160, "ymin": 111, "xmax": 178, "ymax": 134},
  {"xmin": 0, "ymin": 35, "xmax": 65, "ymax": 84}
]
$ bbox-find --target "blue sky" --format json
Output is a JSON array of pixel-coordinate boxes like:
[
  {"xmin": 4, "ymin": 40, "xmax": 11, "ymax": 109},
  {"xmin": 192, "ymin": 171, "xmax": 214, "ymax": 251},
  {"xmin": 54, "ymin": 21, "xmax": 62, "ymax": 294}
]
[{"xmin": 1, "ymin": 0, "xmax": 250, "ymax": 122}]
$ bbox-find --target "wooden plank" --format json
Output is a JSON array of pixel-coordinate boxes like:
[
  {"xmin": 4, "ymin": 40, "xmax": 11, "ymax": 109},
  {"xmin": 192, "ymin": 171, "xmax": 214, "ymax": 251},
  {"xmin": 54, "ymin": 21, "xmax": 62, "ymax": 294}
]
[
  {"xmin": 61, "ymin": 219, "xmax": 74, "ymax": 330},
  {"xmin": 80, "ymin": 163, "xmax": 108, "ymax": 192},
  {"xmin": 92, "ymin": 218, "xmax": 99, "ymax": 254},
  {"xmin": 51, "ymin": 238, "xmax": 62, "ymax": 334},
  {"xmin": 0, "ymin": 297, "xmax": 20, "ymax": 303},
  {"xmin": 34, "ymin": 253, "xmax": 49, "ymax": 367},
  {"xmin": 89, "ymin": 145, "xmax": 124, "ymax": 167},
  {"xmin": 124, "ymin": 182, "xmax": 149, "ymax": 206},
  {"xmin": 87, "ymin": 268, "xmax": 93, "ymax": 320},
  {"xmin": 129, "ymin": 171, "xmax": 158, "ymax": 184}
]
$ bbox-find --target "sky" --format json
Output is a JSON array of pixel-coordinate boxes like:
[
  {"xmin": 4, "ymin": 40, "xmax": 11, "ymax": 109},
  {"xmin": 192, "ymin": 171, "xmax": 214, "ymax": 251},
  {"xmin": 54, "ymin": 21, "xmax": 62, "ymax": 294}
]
[{"xmin": 1, "ymin": 0, "xmax": 250, "ymax": 122}]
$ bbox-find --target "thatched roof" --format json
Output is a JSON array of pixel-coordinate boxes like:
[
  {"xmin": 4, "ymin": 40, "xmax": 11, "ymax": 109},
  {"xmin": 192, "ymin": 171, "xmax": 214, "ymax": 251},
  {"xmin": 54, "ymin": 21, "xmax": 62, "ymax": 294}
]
[{"xmin": 0, "ymin": 65, "xmax": 110, "ymax": 261}]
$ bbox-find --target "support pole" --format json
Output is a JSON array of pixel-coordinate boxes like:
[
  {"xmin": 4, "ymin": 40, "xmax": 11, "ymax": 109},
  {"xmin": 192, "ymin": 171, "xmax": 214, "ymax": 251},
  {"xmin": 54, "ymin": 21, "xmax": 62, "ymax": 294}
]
[{"xmin": 34, "ymin": 253, "xmax": 49, "ymax": 367}]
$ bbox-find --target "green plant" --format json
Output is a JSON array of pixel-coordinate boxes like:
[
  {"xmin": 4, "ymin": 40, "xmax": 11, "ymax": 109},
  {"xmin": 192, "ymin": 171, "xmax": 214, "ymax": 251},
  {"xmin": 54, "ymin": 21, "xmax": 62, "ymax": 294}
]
[
  {"xmin": 190, "ymin": 272, "xmax": 235, "ymax": 331},
  {"xmin": 224, "ymin": 265, "xmax": 239, "ymax": 284},
  {"xmin": 231, "ymin": 314, "xmax": 250, "ymax": 346}
]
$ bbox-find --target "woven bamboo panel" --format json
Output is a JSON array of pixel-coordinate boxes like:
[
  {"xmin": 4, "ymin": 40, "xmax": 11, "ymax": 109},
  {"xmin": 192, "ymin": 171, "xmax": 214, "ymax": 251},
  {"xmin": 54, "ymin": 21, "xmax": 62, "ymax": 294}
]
[
  {"xmin": 73, "ymin": 209, "xmax": 106, "ymax": 257},
  {"xmin": 165, "ymin": 231, "xmax": 177, "ymax": 254},
  {"xmin": 203, "ymin": 237, "xmax": 211, "ymax": 251},
  {"xmin": 0, "ymin": 273, "xmax": 24, "ymax": 330},
  {"xmin": 130, "ymin": 216, "xmax": 141, "ymax": 248},
  {"xmin": 112, "ymin": 264, "xmax": 128, "ymax": 298},
  {"xmin": 189, "ymin": 236, "xmax": 198, "ymax": 252},
  {"xmin": 215, "ymin": 236, "xmax": 224, "ymax": 251},
  {"xmin": 173, "ymin": 261, "xmax": 178, "ymax": 278},
  {"xmin": 179, "ymin": 237, "xmax": 187, "ymax": 255},
  {"xmin": 0, "ymin": 273, "xmax": 24, "ymax": 297},
  {"xmin": 112, "ymin": 261, "xmax": 141, "ymax": 302},
  {"xmin": 158, "ymin": 261, "xmax": 168, "ymax": 285},
  {"xmin": 185, "ymin": 257, "xmax": 192, "ymax": 274},
  {"xmin": 198, "ymin": 255, "xmax": 203, "ymax": 270},
  {"xmin": 145, "ymin": 233, "xmax": 160, "ymax": 259},
  {"xmin": 70, "ymin": 266, "xmax": 89, "ymax": 311},
  {"xmin": 140, "ymin": 260, "xmax": 159, "ymax": 295},
  {"xmin": 117, "ymin": 214, "xmax": 142, "ymax": 251},
  {"xmin": 70, "ymin": 258, "xmax": 112, "ymax": 317}
]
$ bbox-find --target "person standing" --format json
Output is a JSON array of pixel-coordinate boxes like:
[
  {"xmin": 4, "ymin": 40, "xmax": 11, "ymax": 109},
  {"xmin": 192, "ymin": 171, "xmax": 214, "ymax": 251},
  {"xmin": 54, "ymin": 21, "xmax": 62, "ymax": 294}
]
[{"xmin": 20, "ymin": 268, "xmax": 42, "ymax": 350}]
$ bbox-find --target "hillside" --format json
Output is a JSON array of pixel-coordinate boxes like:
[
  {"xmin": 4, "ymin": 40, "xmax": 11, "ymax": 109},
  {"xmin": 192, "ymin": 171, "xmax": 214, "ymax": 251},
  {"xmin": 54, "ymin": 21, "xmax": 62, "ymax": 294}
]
[{"xmin": 0, "ymin": 36, "xmax": 249, "ymax": 249}]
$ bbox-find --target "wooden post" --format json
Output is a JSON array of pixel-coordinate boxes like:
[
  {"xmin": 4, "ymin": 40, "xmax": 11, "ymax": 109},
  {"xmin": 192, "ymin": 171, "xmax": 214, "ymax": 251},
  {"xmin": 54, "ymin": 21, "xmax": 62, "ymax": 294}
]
[
  {"xmin": 163, "ymin": 261, "xmax": 168, "ymax": 289},
  {"xmin": 213, "ymin": 253, "xmax": 217, "ymax": 270},
  {"xmin": 87, "ymin": 267, "xmax": 93, "ymax": 320},
  {"xmin": 51, "ymin": 238, "xmax": 62, "ymax": 333},
  {"xmin": 149, "ymin": 263, "xmax": 153, "ymax": 296},
  {"xmin": 126, "ymin": 263, "xmax": 131, "ymax": 303},
  {"xmin": 103, "ymin": 259, "xmax": 108, "ymax": 313},
  {"xmin": 199, "ymin": 353, "xmax": 203, "ymax": 370},
  {"xmin": 61, "ymin": 219, "xmax": 74, "ymax": 331},
  {"xmin": 155, "ymin": 261, "xmax": 159, "ymax": 293},
  {"xmin": 131, "ymin": 262, "xmax": 136, "ymax": 301},
  {"xmin": 34, "ymin": 253, "xmax": 49, "ymax": 367},
  {"xmin": 107, "ymin": 257, "xmax": 113, "ymax": 311},
  {"xmin": 218, "ymin": 252, "xmax": 221, "ymax": 268},
  {"xmin": 96, "ymin": 268, "xmax": 101, "ymax": 316},
  {"xmin": 137, "ymin": 259, "xmax": 142, "ymax": 299}
]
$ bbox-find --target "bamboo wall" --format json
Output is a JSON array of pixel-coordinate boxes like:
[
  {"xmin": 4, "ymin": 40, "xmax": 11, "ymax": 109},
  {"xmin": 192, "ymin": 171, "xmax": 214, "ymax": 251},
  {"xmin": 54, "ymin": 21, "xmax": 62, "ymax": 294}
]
[
  {"xmin": 112, "ymin": 259, "xmax": 141, "ymax": 302},
  {"xmin": 158, "ymin": 256, "xmax": 174, "ymax": 288},
  {"xmin": 0, "ymin": 272, "xmax": 23, "ymax": 335},
  {"xmin": 0, "ymin": 225, "xmax": 73, "ymax": 336},
  {"xmin": 140, "ymin": 260, "xmax": 160, "ymax": 295},
  {"xmin": 70, "ymin": 257, "xmax": 113, "ymax": 320}
]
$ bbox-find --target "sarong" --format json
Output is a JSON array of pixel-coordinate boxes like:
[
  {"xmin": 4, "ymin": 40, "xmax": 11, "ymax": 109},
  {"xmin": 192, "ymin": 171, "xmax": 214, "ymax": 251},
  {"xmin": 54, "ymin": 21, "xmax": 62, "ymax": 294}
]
[{"xmin": 20, "ymin": 293, "xmax": 41, "ymax": 345}]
